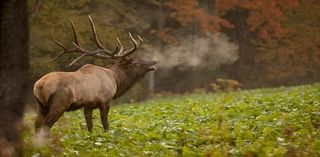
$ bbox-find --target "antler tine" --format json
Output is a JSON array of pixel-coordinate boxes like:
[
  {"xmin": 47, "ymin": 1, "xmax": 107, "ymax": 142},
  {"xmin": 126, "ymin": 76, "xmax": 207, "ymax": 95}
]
[
  {"xmin": 112, "ymin": 44, "xmax": 119, "ymax": 55},
  {"xmin": 129, "ymin": 32, "xmax": 138, "ymax": 47},
  {"xmin": 70, "ymin": 20, "xmax": 80, "ymax": 46},
  {"xmin": 88, "ymin": 15, "xmax": 114, "ymax": 54},
  {"xmin": 133, "ymin": 34, "xmax": 143, "ymax": 51},
  {"xmin": 50, "ymin": 51, "xmax": 65, "ymax": 62},
  {"xmin": 51, "ymin": 33, "xmax": 67, "ymax": 51},
  {"xmin": 50, "ymin": 20, "xmax": 82, "ymax": 63},
  {"xmin": 88, "ymin": 15, "xmax": 104, "ymax": 49},
  {"xmin": 50, "ymin": 33, "xmax": 71, "ymax": 62},
  {"xmin": 123, "ymin": 32, "xmax": 142, "ymax": 57},
  {"xmin": 137, "ymin": 35, "xmax": 143, "ymax": 47},
  {"xmin": 68, "ymin": 53, "xmax": 87, "ymax": 67},
  {"xmin": 116, "ymin": 36, "xmax": 124, "ymax": 56},
  {"xmin": 50, "ymin": 23, "xmax": 84, "ymax": 63}
]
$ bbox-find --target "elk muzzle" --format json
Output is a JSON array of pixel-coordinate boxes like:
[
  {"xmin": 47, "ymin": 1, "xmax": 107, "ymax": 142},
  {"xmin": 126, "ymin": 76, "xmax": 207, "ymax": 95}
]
[{"xmin": 146, "ymin": 60, "xmax": 157, "ymax": 71}]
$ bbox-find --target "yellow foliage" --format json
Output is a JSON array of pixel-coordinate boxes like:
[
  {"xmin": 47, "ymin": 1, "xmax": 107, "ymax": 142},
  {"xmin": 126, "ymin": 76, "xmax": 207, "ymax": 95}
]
[{"xmin": 210, "ymin": 78, "xmax": 241, "ymax": 92}]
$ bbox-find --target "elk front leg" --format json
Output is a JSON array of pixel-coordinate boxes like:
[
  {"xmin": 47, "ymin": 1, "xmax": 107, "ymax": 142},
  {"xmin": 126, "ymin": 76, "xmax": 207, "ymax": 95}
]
[
  {"xmin": 99, "ymin": 103, "xmax": 110, "ymax": 132},
  {"xmin": 84, "ymin": 107, "xmax": 93, "ymax": 132}
]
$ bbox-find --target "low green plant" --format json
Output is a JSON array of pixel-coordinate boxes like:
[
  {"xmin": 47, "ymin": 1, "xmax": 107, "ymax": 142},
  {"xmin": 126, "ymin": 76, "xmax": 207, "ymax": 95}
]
[{"xmin": 24, "ymin": 84, "xmax": 320, "ymax": 156}]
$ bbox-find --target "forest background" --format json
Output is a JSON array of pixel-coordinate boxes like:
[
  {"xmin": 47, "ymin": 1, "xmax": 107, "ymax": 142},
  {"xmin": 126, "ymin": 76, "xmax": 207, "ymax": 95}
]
[{"xmin": 28, "ymin": 0, "xmax": 320, "ymax": 102}]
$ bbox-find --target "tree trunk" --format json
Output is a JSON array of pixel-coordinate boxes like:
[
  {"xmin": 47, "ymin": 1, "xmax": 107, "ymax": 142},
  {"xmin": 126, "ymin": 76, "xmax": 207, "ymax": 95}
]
[
  {"xmin": 0, "ymin": 0, "xmax": 29, "ymax": 156},
  {"xmin": 222, "ymin": 10, "xmax": 258, "ymax": 87}
]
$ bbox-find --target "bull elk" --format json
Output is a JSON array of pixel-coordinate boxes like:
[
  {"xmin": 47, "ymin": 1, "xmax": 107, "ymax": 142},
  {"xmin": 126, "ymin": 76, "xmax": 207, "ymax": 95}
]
[{"xmin": 33, "ymin": 16, "xmax": 157, "ymax": 134}]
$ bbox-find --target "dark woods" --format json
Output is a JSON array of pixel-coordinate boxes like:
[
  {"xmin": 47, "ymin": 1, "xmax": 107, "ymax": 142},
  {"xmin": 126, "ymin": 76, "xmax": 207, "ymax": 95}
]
[{"xmin": 0, "ymin": 0, "xmax": 29, "ymax": 156}]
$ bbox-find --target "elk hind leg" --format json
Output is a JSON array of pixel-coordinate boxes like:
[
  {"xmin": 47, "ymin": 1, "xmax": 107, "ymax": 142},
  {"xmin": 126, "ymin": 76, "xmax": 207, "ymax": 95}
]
[
  {"xmin": 44, "ymin": 110, "xmax": 64, "ymax": 130},
  {"xmin": 34, "ymin": 106, "xmax": 48, "ymax": 133},
  {"xmin": 43, "ymin": 96, "xmax": 71, "ymax": 133}
]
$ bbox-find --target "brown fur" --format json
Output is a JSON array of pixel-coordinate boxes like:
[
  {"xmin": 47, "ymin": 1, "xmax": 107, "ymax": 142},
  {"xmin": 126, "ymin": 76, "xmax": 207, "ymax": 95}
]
[{"xmin": 34, "ymin": 59, "xmax": 156, "ymax": 133}]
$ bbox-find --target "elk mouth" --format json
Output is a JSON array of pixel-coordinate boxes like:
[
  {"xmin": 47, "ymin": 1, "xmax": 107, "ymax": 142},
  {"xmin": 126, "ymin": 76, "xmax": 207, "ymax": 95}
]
[
  {"xmin": 147, "ymin": 60, "xmax": 157, "ymax": 71},
  {"xmin": 148, "ymin": 65, "xmax": 157, "ymax": 71}
]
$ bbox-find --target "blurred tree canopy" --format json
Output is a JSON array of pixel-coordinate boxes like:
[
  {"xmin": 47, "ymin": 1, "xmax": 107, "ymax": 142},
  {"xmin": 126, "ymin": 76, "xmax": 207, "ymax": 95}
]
[
  {"xmin": 28, "ymin": 0, "xmax": 320, "ymax": 100},
  {"xmin": 163, "ymin": 0, "xmax": 320, "ymax": 85}
]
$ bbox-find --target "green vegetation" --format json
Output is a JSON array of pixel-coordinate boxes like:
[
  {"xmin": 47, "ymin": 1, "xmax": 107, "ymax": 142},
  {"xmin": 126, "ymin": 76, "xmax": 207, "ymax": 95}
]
[{"xmin": 24, "ymin": 84, "xmax": 320, "ymax": 156}]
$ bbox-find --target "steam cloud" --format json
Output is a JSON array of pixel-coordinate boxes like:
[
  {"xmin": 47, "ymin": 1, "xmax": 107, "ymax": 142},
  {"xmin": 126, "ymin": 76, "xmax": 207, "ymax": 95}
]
[{"xmin": 144, "ymin": 33, "xmax": 239, "ymax": 69}]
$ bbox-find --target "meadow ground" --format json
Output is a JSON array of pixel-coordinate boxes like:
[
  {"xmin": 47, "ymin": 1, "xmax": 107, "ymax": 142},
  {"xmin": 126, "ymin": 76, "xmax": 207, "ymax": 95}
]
[{"xmin": 24, "ymin": 84, "xmax": 320, "ymax": 156}]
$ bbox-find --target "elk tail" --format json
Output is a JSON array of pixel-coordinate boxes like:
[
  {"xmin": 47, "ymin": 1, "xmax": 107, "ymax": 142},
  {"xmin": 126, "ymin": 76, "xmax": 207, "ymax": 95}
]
[
  {"xmin": 34, "ymin": 93, "xmax": 55, "ymax": 113},
  {"xmin": 33, "ymin": 81, "xmax": 55, "ymax": 112}
]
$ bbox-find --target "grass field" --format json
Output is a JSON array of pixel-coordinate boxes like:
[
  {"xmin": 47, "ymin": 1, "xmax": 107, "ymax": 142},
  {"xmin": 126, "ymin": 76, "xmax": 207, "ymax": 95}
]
[{"xmin": 24, "ymin": 84, "xmax": 320, "ymax": 157}]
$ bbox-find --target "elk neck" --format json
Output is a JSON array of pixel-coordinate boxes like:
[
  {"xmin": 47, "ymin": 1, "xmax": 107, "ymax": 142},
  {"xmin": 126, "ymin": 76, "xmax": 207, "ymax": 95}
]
[{"xmin": 109, "ymin": 65, "xmax": 143, "ymax": 99}]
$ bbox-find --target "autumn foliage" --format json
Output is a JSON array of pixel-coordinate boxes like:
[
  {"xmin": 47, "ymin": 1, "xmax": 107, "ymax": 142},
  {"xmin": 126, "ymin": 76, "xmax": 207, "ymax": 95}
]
[
  {"xmin": 165, "ymin": 0, "xmax": 234, "ymax": 33},
  {"xmin": 165, "ymin": 0, "xmax": 298, "ymax": 40},
  {"xmin": 165, "ymin": 0, "xmax": 320, "ymax": 83}
]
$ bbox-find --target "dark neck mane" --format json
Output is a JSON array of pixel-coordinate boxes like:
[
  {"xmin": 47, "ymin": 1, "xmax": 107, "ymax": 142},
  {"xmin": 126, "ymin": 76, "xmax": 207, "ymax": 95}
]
[{"xmin": 110, "ymin": 66, "xmax": 141, "ymax": 99}]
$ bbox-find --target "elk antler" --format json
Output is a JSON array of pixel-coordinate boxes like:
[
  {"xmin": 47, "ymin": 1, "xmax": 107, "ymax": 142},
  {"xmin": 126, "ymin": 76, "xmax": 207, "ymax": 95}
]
[
  {"xmin": 116, "ymin": 32, "xmax": 143, "ymax": 57},
  {"xmin": 51, "ymin": 15, "xmax": 142, "ymax": 66},
  {"xmin": 88, "ymin": 16, "xmax": 117, "ymax": 56}
]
